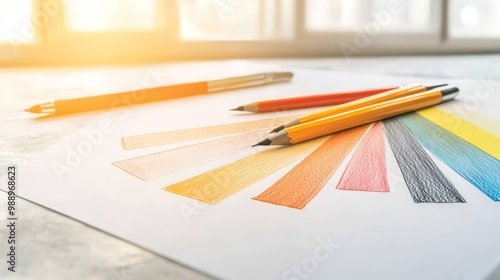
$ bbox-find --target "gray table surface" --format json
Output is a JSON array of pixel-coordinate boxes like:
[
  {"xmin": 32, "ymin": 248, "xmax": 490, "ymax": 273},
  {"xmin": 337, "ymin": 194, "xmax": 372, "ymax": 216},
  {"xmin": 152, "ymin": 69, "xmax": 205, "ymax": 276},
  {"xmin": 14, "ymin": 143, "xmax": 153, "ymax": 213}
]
[{"xmin": 1, "ymin": 55, "xmax": 500, "ymax": 280}]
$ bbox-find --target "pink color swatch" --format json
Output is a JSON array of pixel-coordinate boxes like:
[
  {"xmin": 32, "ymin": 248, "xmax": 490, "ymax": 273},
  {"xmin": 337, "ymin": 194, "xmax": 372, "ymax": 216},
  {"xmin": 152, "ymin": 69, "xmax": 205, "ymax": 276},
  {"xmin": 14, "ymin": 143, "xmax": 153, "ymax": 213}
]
[{"xmin": 336, "ymin": 122, "xmax": 389, "ymax": 192}]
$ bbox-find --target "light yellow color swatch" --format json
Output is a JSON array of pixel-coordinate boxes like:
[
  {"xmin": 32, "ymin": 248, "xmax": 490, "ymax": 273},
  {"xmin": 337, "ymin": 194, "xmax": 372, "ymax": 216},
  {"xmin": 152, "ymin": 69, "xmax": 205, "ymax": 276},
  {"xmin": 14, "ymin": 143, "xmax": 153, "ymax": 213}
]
[
  {"xmin": 417, "ymin": 107, "xmax": 500, "ymax": 160},
  {"xmin": 165, "ymin": 137, "xmax": 327, "ymax": 204},
  {"xmin": 438, "ymin": 105, "xmax": 500, "ymax": 137},
  {"xmin": 121, "ymin": 116, "xmax": 296, "ymax": 150}
]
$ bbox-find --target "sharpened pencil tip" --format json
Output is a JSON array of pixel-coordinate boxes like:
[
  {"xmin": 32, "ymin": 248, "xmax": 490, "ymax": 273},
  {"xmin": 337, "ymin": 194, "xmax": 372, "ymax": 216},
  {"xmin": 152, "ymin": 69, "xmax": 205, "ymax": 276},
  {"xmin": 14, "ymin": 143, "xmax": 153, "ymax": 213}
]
[
  {"xmin": 270, "ymin": 125, "xmax": 285, "ymax": 134},
  {"xmin": 424, "ymin": 82, "xmax": 448, "ymax": 91},
  {"xmin": 252, "ymin": 138, "xmax": 272, "ymax": 147},
  {"xmin": 24, "ymin": 105, "xmax": 40, "ymax": 113},
  {"xmin": 231, "ymin": 106, "xmax": 244, "ymax": 111}
]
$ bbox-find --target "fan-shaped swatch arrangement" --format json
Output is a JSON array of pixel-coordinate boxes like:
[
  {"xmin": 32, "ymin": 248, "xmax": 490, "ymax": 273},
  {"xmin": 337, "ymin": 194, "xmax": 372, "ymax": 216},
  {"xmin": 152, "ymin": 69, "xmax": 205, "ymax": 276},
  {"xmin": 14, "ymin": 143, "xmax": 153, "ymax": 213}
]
[{"xmin": 114, "ymin": 107, "xmax": 500, "ymax": 209}]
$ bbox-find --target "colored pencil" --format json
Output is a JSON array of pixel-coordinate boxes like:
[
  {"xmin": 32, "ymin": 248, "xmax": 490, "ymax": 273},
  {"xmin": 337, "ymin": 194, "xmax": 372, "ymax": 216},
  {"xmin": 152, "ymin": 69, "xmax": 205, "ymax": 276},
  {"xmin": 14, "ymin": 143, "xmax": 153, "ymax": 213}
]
[
  {"xmin": 269, "ymin": 82, "xmax": 447, "ymax": 133},
  {"xmin": 253, "ymin": 86, "xmax": 458, "ymax": 146},
  {"xmin": 25, "ymin": 72, "xmax": 293, "ymax": 115},
  {"xmin": 231, "ymin": 86, "xmax": 397, "ymax": 113}
]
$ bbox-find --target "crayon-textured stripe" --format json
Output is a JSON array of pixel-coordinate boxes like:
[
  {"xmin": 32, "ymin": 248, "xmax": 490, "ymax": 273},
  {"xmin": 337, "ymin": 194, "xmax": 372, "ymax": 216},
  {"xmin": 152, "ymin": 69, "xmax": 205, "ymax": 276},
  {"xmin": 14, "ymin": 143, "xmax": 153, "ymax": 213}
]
[
  {"xmin": 437, "ymin": 103, "xmax": 500, "ymax": 136},
  {"xmin": 121, "ymin": 116, "xmax": 295, "ymax": 150},
  {"xmin": 253, "ymin": 125, "xmax": 369, "ymax": 209},
  {"xmin": 114, "ymin": 130, "xmax": 268, "ymax": 181},
  {"xmin": 400, "ymin": 113, "xmax": 500, "ymax": 201},
  {"xmin": 336, "ymin": 122, "xmax": 389, "ymax": 192},
  {"xmin": 382, "ymin": 118, "xmax": 465, "ymax": 203},
  {"xmin": 165, "ymin": 137, "xmax": 326, "ymax": 205},
  {"xmin": 416, "ymin": 107, "xmax": 500, "ymax": 159}
]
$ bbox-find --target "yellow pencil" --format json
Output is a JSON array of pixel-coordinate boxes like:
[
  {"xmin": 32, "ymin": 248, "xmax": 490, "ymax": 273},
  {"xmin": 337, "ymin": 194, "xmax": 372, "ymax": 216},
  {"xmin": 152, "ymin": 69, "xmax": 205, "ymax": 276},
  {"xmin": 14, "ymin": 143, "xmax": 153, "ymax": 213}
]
[
  {"xmin": 269, "ymin": 82, "xmax": 447, "ymax": 133},
  {"xmin": 254, "ymin": 86, "xmax": 458, "ymax": 146}
]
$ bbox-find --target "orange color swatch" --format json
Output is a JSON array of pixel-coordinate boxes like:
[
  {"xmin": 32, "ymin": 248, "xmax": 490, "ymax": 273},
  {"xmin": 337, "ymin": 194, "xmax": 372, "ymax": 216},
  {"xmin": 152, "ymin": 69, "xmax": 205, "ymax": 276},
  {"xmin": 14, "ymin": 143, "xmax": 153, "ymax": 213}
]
[
  {"xmin": 165, "ymin": 137, "xmax": 327, "ymax": 205},
  {"xmin": 336, "ymin": 122, "xmax": 389, "ymax": 192},
  {"xmin": 253, "ymin": 124, "xmax": 370, "ymax": 209}
]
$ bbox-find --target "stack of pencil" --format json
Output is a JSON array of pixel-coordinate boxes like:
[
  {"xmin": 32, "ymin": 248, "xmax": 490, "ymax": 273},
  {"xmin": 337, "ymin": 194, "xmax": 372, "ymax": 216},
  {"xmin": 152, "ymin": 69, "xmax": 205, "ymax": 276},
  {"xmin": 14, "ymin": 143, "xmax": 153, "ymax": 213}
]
[{"xmin": 230, "ymin": 82, "xmax": 459, "ymax": 146}]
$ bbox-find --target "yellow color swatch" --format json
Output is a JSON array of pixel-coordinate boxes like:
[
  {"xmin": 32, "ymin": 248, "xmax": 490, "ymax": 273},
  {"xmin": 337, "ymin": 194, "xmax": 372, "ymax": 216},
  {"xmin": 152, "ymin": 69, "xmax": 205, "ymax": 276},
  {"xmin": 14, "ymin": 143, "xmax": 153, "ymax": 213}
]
[
  {"xmin": 417, "ymin": 107, "xmax": 500, "ymax": 160},
  {"xmin": 165, "ymin": 137, "xmax": 327, "ymax": 204},
  {"xmin": 438, "ymin": 106, "xmax": 500, "ymax": 136}
]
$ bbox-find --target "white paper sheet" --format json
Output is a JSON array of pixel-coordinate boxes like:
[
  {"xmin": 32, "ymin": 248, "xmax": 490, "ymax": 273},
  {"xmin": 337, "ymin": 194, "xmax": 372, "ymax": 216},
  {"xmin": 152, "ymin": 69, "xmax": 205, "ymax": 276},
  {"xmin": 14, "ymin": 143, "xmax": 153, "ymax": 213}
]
[{"xmin": 2, "ymin": 61, "xmax": 500, "ymax": 280}]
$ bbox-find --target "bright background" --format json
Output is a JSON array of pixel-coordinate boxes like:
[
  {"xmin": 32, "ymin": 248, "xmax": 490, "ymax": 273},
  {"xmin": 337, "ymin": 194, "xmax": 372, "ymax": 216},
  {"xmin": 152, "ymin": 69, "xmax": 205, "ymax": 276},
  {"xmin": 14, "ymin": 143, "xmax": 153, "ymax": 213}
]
[{"xmin": 0, "ymin": 0, "xmax": 499, "ymax": 65}]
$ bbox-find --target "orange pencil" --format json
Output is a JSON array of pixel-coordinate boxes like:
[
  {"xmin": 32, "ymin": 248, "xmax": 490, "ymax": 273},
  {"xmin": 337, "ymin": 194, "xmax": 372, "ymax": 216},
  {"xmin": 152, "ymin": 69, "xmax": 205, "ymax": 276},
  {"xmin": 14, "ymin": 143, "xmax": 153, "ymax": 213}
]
[
  {"xmin": 231, "ymin": 86, "xmax": 397, "ymax": 113},
  {"xmin": 24, "ymin": 72, "xmax": 292, "ymax": 115}
]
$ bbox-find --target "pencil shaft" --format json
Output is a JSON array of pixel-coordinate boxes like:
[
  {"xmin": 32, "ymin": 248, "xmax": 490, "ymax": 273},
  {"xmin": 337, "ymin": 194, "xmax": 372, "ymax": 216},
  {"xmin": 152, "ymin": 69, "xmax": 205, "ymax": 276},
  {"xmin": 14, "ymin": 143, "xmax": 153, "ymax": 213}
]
[
  {"xmin": 27, "ymin": 71, "xmax": 293, "ymax": 115},
  {"xmin": 269, "ymin": 82, "xmax": 448, "ymax": 133},
  {"xmin": 53, "ymin": 82, "xmax": 207, "ymax": 115},
  {"xmin": 255, "ymin": 86, "xmax": 396, "ymax": 112},
  {"xmin": 277, "ymin": 90, "xmax": 448, "ymax": 145},
  {"xmin": 298, "ymin": 83, "xmax": 423, "ymax": 124}
]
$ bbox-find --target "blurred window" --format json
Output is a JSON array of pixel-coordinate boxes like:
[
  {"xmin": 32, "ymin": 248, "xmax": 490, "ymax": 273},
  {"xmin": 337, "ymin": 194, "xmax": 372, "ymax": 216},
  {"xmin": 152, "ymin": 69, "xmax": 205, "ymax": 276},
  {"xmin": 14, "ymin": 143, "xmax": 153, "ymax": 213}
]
[
  {"xmin": 0, "ymin": 0, "xmax": 500, "ymax": 64},
  {"xmin": 306, "ymin": 0, "xmax": 434, "ymax": 32},
  {"xmin": 0, "ymin": 0, "xmax": 35, "ymax": 44},
  {"xmin": 65, "ymin": 0, "xmax": 159, "ymax": 31},
  {"xmin": 449, "ymin": 0, "xmax": 500, "ymax": 38},
  {"xmin": 177, "ymin": 0, "xmax": 294, "ymax": 40}
]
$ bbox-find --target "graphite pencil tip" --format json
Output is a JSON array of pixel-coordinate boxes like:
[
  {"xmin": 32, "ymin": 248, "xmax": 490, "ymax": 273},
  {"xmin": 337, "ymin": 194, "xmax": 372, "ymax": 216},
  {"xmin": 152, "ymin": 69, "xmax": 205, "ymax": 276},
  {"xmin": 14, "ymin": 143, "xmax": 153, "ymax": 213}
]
[
  {"xmin": 252, "ymin": 138, "xmax": 272, "ymax": 147},
  {"xmin": 424, "ymin": 82, "xmax": 448, "ymax": 90},
  {"xmin": 270, "ymin": 125, "xmax": 285, "ymax": 134},
  {"xmin": 230, "ymin": 106, "xmax": 244, "ymax": 111}
]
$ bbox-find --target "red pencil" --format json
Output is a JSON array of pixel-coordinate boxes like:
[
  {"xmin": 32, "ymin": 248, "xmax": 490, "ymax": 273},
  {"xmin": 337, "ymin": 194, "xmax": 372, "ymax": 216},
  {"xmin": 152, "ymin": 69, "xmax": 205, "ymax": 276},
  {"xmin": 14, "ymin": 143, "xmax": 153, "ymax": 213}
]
[{"xmin": 231, "ymin": 86, "xmax": 397, "ymax": 113}]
